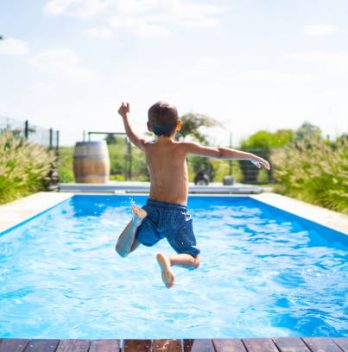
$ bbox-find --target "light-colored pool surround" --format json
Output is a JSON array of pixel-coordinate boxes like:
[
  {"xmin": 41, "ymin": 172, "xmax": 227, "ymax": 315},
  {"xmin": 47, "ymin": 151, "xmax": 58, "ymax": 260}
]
[{"xmin": 0, "ymin": 191, "xmax": 347, "ymax": 236}]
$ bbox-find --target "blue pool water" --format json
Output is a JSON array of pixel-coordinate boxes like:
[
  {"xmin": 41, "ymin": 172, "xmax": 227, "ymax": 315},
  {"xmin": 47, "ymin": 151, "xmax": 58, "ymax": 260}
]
[{"xmin": 0, "ymin": 195, "xmax": 347, "ymax": 338}]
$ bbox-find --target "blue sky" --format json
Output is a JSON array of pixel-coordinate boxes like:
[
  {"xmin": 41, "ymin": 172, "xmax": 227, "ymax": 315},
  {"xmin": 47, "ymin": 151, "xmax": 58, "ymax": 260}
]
[{"xmin": 1, "ymin": 0, "xmax": 348, "ymax": 146}]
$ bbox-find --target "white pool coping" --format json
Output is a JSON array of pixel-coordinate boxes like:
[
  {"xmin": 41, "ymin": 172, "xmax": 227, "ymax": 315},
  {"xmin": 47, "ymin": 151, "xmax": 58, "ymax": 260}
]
[
  {"xmin": 0, "ymin": 191, "xmax": 347, "ymax": 236},
  {"xmin": 252, "ymin": 193, "xmax": 348, "ymax": 235},
  {"xmin": 0, "ymin": 192, "xmax": 73, "ymax": 234},
  {"xmin": 58, "ymin": 182, "xmax": 266, "ymax": 194}
]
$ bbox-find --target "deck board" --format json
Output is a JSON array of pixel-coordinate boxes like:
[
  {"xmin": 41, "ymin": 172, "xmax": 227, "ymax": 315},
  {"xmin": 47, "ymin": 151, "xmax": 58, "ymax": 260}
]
[
  {"xmin": 152, "ymin": 339, "xmax": 182, "ymax": 352},
  {"xmin": 213, "ymin": 338, "xmax": 247, "ymax": 352},
  {"xmin": 123, "ymin": 339, "xmax": 152, "ymax": 352},
  {"xmin": 0, "ymin": 338, "xmax": 346, "ymax": 352},
  {"xmin": 184, "ymin": 339, "xmax": 215, "ymax": 352},
  {"xmin": 56, "ymin": 339, "xmax": 90, "ymax": 352},
  {"xmin": 242, "ymin": 338, "xmax": 279, "ymax": 352},
  {"xmin": 89, "ymin": 339, "xmax": 120, "ymax": 352},
  {"xmin": 302, "ymin": 338, "xmax": 343, "ymax": 352},
  {"xmin": 333, "ymin": 338, "xmax": 348, "ymax": 352},
  {"xmin": 0, "ymin": 339, "xmax": 29, "ymax": 352},
  {"xmin": 23, "ymin": 339, "xmax": 60, "ymax": 352},
  {"xmin": 273, "ymin": 337, "xmax": 311, "ymax": 352}
]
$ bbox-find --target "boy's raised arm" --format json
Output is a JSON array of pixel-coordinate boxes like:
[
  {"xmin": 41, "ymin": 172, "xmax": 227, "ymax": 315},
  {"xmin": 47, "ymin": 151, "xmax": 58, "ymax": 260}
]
[
  {"xmin": 184, "ymin": 142, "xmax": 271, "ymax": 170},
  {"xmin": 118, "ymin": 102, "xmax": 147, "ymax": 151}
]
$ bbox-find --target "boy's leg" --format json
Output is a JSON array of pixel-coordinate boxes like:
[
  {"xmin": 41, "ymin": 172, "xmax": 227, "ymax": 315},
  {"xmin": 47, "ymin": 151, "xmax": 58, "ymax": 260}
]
[
  {"xmin": 115, "ymin": 205, "xmax": 146, "ymax": 257},
  {"xmin": 156, "ymin": 253, "xmax": 200, "ymax": 288},
  {"xmin": 169, "ymin": 253, "xmax": 200, "ymax": 269}
]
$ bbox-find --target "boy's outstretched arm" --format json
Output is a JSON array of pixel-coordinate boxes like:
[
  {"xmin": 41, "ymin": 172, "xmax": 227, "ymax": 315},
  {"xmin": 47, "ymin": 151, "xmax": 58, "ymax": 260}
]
[
  {"xmin": 184, "ymin": 142, "xmax": 271, "ymax": 170},
  {"xmin": 118, "ymin": 102, "xmax": 147, "ymax": 151}
]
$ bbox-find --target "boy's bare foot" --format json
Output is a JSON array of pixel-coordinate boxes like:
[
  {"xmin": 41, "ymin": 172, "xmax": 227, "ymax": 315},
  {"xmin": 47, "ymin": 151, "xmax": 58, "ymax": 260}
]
[
  {"xmin": 132, "ymin": 204, "xmax": 147, "ymax": 225},
  {"xmin": 156, "ymin": 253, "xmax": 175, "ymax": 288}
]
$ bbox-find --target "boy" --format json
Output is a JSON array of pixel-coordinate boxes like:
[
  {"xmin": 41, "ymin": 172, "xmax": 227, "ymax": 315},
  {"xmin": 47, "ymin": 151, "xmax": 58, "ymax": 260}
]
[{"xmin": 115, "ymin": 101, "xmax": 270, "ymax": 288}]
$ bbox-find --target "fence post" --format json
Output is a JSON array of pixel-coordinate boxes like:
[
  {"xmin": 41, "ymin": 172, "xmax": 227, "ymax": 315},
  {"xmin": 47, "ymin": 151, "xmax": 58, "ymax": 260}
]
[
  {"xmin": 128, "ymin": 141, "xmax": 132, "ymax": 180},
  {"xmin": 56, "ymin": 130, "xmax": 60, "ymax": 157},
  {"xmin": 24, "ymin": 120, "xmax": 29, "ymax": 139},
  {"xmin": 49, "ymin": 128, "xmax": 53, "ymax": 149}
]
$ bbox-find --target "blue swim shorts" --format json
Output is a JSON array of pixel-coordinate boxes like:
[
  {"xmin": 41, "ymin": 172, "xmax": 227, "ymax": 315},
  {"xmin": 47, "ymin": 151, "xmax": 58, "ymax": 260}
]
[{"xmin": 135, "ymin": 199, "xmax": 200, "ymax": 257}]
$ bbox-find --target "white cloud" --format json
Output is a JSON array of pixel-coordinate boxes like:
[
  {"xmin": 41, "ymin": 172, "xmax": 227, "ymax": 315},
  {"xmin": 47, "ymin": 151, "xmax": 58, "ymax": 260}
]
[
  {"xmin": 303, "ymin": 24, "xmax": 338, "ymax": 36},
  {"xmin": 111, "ymin": 0, "xmax": 221, "ymax": 35},
  {"xmin": 84, "ymin": 27, "xmax": 113, "ymax": 39},
  {"xmin": 283, "ymin": 51, "xmax": 348, "ymax": 68},
  {"xmin": 109, "ymin": 16, "xmax": 170, "ymax": 37},
  {"xmin": 0, "ymin": 37, "xmax": 29, "ymax": 55},
  {"xmin": 44, "ymin": 0, "xmax": 107, "ymax": 17},
  {"xmin": 44, "ymin": 0, "xmax": 222, "ymax": 36},
  {"xmin": 241, "ymin": 70, "xmax": 312, "ymax": 83},
  {"xmin": 31, "ymin": 48, "xmax": 96, "ymax": 80}
]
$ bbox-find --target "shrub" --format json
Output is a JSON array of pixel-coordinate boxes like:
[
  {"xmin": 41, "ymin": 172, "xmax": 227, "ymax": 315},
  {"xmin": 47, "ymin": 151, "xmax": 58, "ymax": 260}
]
[
  {"xmin": 271, "ymin": 136, "xmax": 348, "ymax": 214},
  {"xmin": 57, "ymin": 146, "xmax": 74, "ymax": 183},
  {"xmin": 0, "ymin": 131, "xmax": 56, "ymax": 204}
]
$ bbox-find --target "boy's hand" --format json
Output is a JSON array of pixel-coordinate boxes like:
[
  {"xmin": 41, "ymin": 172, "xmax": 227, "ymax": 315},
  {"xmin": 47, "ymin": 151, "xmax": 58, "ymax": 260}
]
[
  {"xmin": 118, "ymin": 102, "xmax": 130, "ymax": 118},
  {"xmin": 251, "ymin": 157, "xmax": 271, "ymax": 170}
]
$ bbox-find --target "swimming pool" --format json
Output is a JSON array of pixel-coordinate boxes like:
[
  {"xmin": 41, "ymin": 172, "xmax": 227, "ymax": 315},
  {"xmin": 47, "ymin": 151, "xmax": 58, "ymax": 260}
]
[{"xmin": 0, "ymin": 195, "xmax": 347, "ymax": 339}]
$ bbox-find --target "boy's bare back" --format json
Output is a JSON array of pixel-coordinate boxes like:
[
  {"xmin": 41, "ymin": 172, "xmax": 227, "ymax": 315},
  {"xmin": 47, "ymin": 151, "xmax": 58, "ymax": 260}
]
[{"xmin": 144, "ymin": 138, "xmax": 189, "ymax": 205}]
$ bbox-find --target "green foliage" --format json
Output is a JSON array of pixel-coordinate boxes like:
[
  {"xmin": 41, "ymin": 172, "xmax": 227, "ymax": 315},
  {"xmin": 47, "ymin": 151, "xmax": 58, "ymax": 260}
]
[
  {"xmin": 240, "ymin": 129, "xmax": 294, "ymax": 149},
  {"xmin": 239, "ymin": 129, "xmax": 294, "ymax": 183},
  {"xmin": 0, "ymin": 131, "xmax": 56, "ymax": 204},
  {"xmin": 272, "ymin": 136, "xmax": 348, "ymax": 214},
  {"xmin": 57, "ymin": 147, "xmax": 74, "ymax": 183}
]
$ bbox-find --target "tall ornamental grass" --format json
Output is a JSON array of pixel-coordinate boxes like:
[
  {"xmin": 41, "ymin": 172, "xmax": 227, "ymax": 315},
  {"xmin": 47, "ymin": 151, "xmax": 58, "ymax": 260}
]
[
  {"xmin": 0, "ymin": 131, "xmax": 56, "ymax": 204},
  {"xmin": 271, "ymin": 137, "xmax": 348, "ymax": 214}
]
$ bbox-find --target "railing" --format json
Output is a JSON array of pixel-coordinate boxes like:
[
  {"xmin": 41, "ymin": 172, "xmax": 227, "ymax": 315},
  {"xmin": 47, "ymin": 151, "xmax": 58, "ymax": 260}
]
[{"xmin": 0, "ymin": 115, "xmax": 60, "ymax": 154}]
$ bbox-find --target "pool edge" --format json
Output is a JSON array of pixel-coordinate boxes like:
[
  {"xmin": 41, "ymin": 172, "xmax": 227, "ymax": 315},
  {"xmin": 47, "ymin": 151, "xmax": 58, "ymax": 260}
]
[
  {"xmin": 251, "ymin": 193, "xmax": 348, "ymax": 236},
  {"xmin": 0, "ymin": 192, "xmax": 74, "ymax": 236}
]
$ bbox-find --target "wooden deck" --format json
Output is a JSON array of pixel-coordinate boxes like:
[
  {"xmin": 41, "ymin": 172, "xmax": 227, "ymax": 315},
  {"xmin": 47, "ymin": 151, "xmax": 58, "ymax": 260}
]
[{"xmin": 0, "ymin": 338, "xmax": 347, "ymax": 352}]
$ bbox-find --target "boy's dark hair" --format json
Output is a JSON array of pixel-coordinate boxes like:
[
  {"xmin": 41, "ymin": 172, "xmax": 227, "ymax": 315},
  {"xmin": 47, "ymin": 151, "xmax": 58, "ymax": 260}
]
[{"xmin": 148, "ymin": 101, "xmax": 179, "ymax": 137}]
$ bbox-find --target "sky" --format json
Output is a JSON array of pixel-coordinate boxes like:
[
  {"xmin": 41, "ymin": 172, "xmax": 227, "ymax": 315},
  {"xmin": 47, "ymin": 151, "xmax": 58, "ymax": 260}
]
[{"xmin": 0, "ymin": 0, "xmax": 348, "ymax": 146}]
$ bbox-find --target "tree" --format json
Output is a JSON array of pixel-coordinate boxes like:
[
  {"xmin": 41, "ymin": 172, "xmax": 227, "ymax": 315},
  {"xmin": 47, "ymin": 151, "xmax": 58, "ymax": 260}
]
[
  {"xmin": 295, "ymin": 122, "xmax": 321, "ymax": 141},
  {"xmin": 176, "ymin": 113, "xmax": 221, "ymax": 144}
]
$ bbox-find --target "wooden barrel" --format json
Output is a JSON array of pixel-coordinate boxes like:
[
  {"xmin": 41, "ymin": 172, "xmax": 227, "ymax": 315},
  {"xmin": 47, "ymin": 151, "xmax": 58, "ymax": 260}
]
[{"xmin": 73, "ymin": 141, "xmax": 110, "ymax": 183}]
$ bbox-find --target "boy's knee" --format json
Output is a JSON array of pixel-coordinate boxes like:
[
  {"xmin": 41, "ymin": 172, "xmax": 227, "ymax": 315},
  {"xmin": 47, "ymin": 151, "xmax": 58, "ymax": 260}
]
[
  {"xmin": 115, "ymin": 244, "xmax": 128, "ymax": 258},
  {"xmin": 193, "ymin": 256, "xmax": 200, "ymax": 269}
]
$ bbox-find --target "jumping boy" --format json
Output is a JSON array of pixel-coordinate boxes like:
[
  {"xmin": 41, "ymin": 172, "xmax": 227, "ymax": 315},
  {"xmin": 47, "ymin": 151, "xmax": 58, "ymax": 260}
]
[{"xmin": 115, "ymin": 101, "xmax": 270, "ymax": 288}]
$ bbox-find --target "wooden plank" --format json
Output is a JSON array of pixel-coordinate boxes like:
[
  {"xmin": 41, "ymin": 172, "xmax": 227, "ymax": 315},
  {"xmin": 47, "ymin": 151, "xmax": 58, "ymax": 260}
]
[
  {"xmin": 302, "ymin": 338, "xmax": 342, "ymax": 352},
  {"xmin": 123, "ymin": 339, "xmax": 152, "ymax": 352},
  {"xmin": 89, "ymin": 340, "xmax": 120, "ymax": 352},
  {"xmin": 183, "ymin": 339, "xmax": 214, "ymax": 352},
  {"xmin": 213, "ymin": 339, "xmax": 247, "ymax": 352},
  {"xmin": 152, "ymin": 340, "xmax": 182, "ymax": 352},
  {"xmin": 24, "ymin": 339, "xmax": 60, "ymax": 352},
  {"xmin": 0, "ymin": 339, "xmax": 30, "ymax": 352},
  {"xmin": 183, "ymin": 340, "xmax": 194, "ymax": 352},
  {"xmin": 333, "ymin": 338, "xmax": 348, "ymax": 352},
  {"xmin": 56, "ymin": 339, "xmax": 90, "ymax": 352},
  {"xmin": 273, "ymin": 338, "xmax": 311, "ymax": 352},
  {"xmin": 243, "ymin": 338, "xmax": 279, "ymax": 352}
]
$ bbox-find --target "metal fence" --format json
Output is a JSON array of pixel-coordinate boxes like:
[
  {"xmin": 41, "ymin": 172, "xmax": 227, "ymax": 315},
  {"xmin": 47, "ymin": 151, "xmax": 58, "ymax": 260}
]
[{"xmin": 0, "ymin": 115, "xmax": 60, "ymax": 153}]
